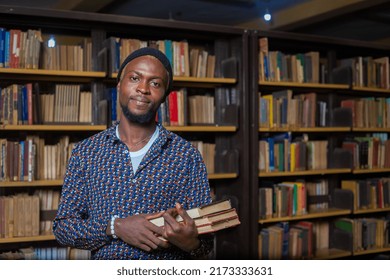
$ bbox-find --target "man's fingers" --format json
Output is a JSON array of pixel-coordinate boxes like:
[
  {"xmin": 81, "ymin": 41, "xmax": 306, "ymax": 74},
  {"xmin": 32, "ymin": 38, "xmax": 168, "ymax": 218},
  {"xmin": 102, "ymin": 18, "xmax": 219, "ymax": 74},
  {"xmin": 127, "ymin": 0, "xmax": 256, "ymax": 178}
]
[
  {"xmin": 175, "ymin": 202, "xmax": 193, "ymax": 223},
  {"xmin": 146, "ymin": 211, "xmax": 165, "ymax": 220}
]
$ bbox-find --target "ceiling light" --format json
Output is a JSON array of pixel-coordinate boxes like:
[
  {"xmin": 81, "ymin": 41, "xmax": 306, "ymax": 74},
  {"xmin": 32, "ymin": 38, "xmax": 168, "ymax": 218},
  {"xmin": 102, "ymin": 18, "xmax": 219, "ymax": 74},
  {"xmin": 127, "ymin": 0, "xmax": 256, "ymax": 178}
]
[
  {"xmin": 48, "ymin": 35, "xmax": 56, "ymax": 48},
  {"xmin": 263, "ymin": 9, "xmax": 271, "ymax": 22}
]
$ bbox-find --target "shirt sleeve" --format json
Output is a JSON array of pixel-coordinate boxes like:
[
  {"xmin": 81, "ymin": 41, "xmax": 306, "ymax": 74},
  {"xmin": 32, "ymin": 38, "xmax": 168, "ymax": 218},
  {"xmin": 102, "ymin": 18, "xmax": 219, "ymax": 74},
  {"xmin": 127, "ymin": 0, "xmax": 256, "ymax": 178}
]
[{"xmin": 53, "ymin": 146, "xmax": 110, "ymax": 251}]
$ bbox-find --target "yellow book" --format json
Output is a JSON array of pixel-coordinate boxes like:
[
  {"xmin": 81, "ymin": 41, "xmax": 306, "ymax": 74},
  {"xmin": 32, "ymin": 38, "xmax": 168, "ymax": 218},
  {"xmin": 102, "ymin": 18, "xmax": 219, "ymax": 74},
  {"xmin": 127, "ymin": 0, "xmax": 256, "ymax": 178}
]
[{"xmin": 290, "ymin": 142, "xmax": 296, "ymax": 172}]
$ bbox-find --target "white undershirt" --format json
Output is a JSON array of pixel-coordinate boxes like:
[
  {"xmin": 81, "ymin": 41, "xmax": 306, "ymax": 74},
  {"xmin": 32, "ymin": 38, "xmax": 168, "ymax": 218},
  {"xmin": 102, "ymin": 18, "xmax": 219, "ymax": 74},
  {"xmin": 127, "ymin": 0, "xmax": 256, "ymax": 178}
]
[{"xmin": 116, "ymin": 125, "xmax": 159, "ymax": 172}]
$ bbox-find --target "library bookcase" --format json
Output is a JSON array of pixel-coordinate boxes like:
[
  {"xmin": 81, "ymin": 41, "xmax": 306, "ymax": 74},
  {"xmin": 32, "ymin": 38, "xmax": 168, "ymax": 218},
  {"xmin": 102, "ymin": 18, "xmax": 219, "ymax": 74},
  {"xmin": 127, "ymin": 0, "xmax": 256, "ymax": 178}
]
[
  {"xmin": 249, "ymin": 30, "xmax": 390, "ymax": 259},
  {"xmin": 0, "ymin": 5, "xmax": 251, "ymax": 259}
]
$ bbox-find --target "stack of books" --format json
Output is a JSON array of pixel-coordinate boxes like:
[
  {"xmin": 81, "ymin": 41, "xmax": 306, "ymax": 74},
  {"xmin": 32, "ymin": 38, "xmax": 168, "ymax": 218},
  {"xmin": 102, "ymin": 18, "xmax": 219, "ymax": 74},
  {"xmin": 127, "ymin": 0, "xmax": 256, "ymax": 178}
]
[{"xmin": 149, "ymin": 199, "xmax": 240, "ymax": 234}]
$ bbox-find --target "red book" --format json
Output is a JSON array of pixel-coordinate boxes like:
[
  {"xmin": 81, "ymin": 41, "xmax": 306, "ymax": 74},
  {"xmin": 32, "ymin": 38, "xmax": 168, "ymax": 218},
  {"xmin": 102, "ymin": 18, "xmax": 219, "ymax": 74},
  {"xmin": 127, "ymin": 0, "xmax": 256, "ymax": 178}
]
[
  {"xmin": 296, "ymin": 221, "xmax": 313, "ymax": 258},
  {"xmin": 9, "ymin": 29, "xmax": 21, "ymax": 68},
  {"xmin": 168, "ymin": 90, "xmax": 178, "ymax": 126}
]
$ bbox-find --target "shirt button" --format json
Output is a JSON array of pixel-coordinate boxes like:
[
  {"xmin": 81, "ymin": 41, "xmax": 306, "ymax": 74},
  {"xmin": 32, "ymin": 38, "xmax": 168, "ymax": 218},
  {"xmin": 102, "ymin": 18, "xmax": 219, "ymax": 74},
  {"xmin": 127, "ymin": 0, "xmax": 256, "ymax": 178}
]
[
  {"xmin": 125, "ymin": 150, "xmax": 129, "ymax": 154},
  {"xmin": 132, "ymin": 179, "xmax": 137, "ymax": 183}
]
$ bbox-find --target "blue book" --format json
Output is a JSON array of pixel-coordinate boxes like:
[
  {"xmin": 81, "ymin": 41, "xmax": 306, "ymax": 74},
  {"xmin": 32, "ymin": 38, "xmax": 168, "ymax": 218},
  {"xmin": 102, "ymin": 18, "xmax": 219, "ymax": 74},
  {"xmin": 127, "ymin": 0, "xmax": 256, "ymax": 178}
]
[
  {"xmin": 4, "ymin": 30, "xmax": 10, "ymax": 68},
  {"xmin": 164, "ymin": 40, "xmax": 173, "ymax": 70},
  {"xmin": 110, "ymin": 87, "xmax": 117, "ymax": 123},
  {"xmin": 263, "ymin": 55, "xmax": 269, "ymax": 81},
  {"xmin": 267, "ymin": 137, "xmax": 275, "ymax": 171},
  {"xmin": 0, "ymin": 27, "xmax": 5, "ymax": 67},
  {"xmin": 22, "ymin": 85, "xmax": 28, "ymax": 124},
  {"xmin": 277, "ymin": 222, "xmax": 290, "ymax": 259}
]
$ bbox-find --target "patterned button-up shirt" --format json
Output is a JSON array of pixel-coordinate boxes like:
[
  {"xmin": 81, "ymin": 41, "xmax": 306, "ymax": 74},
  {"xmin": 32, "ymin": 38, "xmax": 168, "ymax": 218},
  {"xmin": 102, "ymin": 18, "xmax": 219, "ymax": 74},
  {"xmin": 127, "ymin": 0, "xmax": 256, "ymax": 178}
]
[{"xmin": 53, "ymin": 122, "xmax": 212, "ymax": 259}]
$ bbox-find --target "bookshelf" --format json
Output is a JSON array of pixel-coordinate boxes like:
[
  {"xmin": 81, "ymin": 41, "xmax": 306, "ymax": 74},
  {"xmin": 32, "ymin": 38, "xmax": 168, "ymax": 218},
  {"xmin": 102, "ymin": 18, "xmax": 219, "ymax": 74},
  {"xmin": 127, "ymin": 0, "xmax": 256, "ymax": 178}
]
[
  {"xmin": 250, "ymin": 30, "xmax": 390, "ymax": 260},
  {"xmin": 249, "ymin": 31, "xmax": 390, "ymax": 259},
  {"xmin": 0, "ymin": 5, "xmax": 250, "ymax": 259}
]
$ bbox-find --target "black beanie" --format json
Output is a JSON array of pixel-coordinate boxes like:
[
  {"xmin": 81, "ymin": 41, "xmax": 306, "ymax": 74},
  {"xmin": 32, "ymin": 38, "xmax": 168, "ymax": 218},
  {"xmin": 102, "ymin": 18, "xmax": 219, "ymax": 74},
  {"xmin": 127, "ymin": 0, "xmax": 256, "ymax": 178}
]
[{"xmin": 117, "ymin": 47, "xmax": 173, "ymax": 95}]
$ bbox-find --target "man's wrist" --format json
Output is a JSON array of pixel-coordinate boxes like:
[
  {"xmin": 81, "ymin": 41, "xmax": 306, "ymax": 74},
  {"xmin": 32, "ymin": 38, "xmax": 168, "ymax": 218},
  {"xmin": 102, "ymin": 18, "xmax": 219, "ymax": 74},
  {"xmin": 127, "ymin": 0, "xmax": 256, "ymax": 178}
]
[
  {"xmin": 189, "ymin": 239, "xmax": 208, "ymax": 259},
  {"xmin": 109, "ymin": 215, "xmax": 119, "ymax": 239}
]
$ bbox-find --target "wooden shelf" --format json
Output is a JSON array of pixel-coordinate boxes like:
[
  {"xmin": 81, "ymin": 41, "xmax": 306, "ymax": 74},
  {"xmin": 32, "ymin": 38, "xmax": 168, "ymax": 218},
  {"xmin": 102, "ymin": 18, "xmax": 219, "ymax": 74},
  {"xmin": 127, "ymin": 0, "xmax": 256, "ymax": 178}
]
[
  {"xmin": 0, "ymin": 124, "xmax": 107, "ymax": 131},
  {"xmin": 0, "ymin": 180, "xmax": 63, "ymax": 188},
  {"xmin": 353, "ymin": 168, "xmax": 390, "ymax": 174},
  {"xmin": 353, "ymin": 207, "xmax": 390, "ymax": 215},
  {"xmin": 0, "ymin": 235, "xmax": 56, "ymax": 244},
  {"xmin": 352, "ymin": 127, "xmax": 390, "ymax": 132},
  {"xmin": 258, "ymin": 208, "xmax": 351, "ymax": 224},
  {"xmin": 259, "ymin": 81, "xmax": 350, "ymax": 89},
  {"xmin": 165, "ymin": 125, "xmax": 237, "ymax": 132},
  {"xmin": 314, "ymin": 248, "xmax": 351, "ymax": 260},
  {"xmin": 259, "ymin": 127, "xmax": 350, "ymax": 132},
  {"xmin": 208, "ymin": 173, "xmax": 238, "ymax": 179},
  {"xmin": 0, "ymin": 68, "xmax": 106, "ymax": 77},
  {"xmin": 259, "ymin": 168, "xmax": 351, "ymax": 177},
  {"xmin": 174, "ymin": 76, "xmax": 237, "ymax": 84},
  {"xmin": 352, "ymin": 86, "xmax": 390, "ymax": 93},
  {"xmin": 353, "ymin": 247, "xmax": 390, "ymax": 256}
]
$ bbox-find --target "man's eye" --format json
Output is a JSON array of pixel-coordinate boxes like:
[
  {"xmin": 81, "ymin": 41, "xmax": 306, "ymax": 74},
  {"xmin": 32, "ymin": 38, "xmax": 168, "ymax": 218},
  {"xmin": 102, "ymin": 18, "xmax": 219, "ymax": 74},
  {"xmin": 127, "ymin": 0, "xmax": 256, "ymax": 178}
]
[
  {"xmin": 151, "ymin": 81, "xmax": 160, "ymax": 87},
  {"xmin": 129, "ymin": 76, "xmax": 139, "ymax": 81}
]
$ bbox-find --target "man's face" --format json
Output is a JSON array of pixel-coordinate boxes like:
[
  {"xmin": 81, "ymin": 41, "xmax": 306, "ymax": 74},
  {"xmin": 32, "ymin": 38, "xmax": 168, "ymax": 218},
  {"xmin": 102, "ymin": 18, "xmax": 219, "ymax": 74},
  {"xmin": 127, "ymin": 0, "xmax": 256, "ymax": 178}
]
[{"xmin": 117, "ymin": 55, "xmax": 168, "ymax": 124}]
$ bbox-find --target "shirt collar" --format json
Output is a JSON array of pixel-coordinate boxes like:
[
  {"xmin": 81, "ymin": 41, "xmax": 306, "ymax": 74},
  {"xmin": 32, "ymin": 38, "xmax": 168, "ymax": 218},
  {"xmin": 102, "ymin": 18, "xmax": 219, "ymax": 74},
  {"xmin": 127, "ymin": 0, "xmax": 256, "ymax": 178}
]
[{"xmin": 105, "ymin": 121, "xmax": 173, "ymax": 147}]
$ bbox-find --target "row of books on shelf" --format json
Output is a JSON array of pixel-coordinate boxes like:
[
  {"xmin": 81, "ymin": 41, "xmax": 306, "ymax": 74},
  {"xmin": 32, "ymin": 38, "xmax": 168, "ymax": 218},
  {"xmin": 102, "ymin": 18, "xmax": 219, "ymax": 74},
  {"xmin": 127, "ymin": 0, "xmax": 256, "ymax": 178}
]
[
  {"xmin": 0, "ymin": 27, "xmax": 93, "ymax": 71},
  {"xmin": 259, "ymin": 179, "xmax": 329, "ymax": 219},
  {"xmin": 0, "ymin": 83, "xmax": 238, "ymax": 127},
  {"xmin": 337, "ymin": 55, "xmax": 390, "ymax": 89},
  {"xmin": 340, "ymin": 97, "xmax": 390, "ymax": 129},
  {"xmin": 258, "ymin": 217, "xmax": 390, "ymax": 260},
  {"xmin": 0, "ymin": 247, "xmax": 90, "ymax": 260},
  {"xmin": 259, "ymin": 133, "xmax": 328, "ymax": 172},
  {"xmin": 190, "ymin": 141, "xmax": 215, "ymax": 174},
  {"xmin": 258, "ymin": 37, "xmax": 390, "ymax": 89},
  {"xmin": 334, "ymin": 217, "xmax": 390, "ymax": 253},
  {"xmin": 341, "ymin": 178, "xmax": 390, "ymax": 211},
  {"xmin": 258, "ymin": 221, "xmax": 319, "ymax": 259},
  {"xmin": 259, "ymin": 178, "xmax": 390, "ymax": 220},
  {"xmin": 40, "ymin": 85, "xmax": 92, "ymax": 124},
  {"xmin": 260, "ymin": 90, "xmax": 324, "ymax": 129},
  {"xmin": 259, "ymin": 132, "xmax": 390, "ymax": 173},
  {"xmin": 42, "ymin": 39, "xmax": 93, "ymax": 71},
  {"xmin": 1, "ymin": 83, "xmax": 93, "ymax": 125},
  {"xmin": 0, "ymin": 28, "xmax": 42, "ymax": 69},
  {"xmin": 0, "ymin": 189, "xmax": 60, "ymax": 239},
  {"xmin": 0, "ymin": 133, "xmax": 237, "ymax": 182},
  {"xmin": 0, "ymin": 136, "xmax": 74, "ymax": 182},
  {"xmin": 259, "ymin": 37, "xmax": 321, "ymax": 84},
  {"xmin": 260, "ymin": 90, "xmax": 390, "ymax": 130},
  {"xmin": 342, "ymin": 133, "xmax": 390, "ymax": 169},
  {"xmin": 103, "ymin": 37, "xmax": 219, "ymax": 78}
]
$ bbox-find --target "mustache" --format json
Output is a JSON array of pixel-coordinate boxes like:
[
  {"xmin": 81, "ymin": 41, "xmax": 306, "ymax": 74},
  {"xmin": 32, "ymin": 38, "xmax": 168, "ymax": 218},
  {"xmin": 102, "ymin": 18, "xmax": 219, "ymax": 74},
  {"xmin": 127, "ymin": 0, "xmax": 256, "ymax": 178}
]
[{"xmin": 128, "ymin": 95, "xmax": 151, "ymax": 103}]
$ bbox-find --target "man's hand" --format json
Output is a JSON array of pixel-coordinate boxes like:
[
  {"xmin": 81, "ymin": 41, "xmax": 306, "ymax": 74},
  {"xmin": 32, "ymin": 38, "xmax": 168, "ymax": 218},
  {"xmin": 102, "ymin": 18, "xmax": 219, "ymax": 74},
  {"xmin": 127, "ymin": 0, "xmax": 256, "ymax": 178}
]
[
  {"xmin": 112, "ymin": 212, "xmax": 170, "ymax": 252},
  {"xmin": 162, "ymin": 203, "xmax": 200, "ymax": 252}
]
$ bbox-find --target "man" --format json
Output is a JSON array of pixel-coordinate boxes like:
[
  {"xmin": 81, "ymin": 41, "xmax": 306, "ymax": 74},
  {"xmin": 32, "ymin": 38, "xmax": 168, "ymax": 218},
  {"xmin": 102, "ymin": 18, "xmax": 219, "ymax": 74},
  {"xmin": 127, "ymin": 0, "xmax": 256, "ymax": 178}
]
[{"xmin": 53, "ymin": 47, "xmax": 212, "ymax": 259}]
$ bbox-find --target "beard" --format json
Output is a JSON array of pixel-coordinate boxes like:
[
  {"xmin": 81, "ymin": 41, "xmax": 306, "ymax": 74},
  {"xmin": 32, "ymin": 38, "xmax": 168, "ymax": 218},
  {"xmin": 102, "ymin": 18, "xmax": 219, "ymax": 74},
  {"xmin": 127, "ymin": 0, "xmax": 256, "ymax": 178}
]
[{"xmin": 120, "ymin": 101, "xmax": 157, "ymax": 124}]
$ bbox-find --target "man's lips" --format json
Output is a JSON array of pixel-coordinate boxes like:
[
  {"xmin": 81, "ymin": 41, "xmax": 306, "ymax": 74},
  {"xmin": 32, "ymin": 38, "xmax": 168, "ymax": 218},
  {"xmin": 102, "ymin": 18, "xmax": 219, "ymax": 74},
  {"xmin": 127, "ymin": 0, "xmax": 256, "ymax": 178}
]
[{"xmin": 129, "ymin": 96, "xmax": 150, "ymax": 104}]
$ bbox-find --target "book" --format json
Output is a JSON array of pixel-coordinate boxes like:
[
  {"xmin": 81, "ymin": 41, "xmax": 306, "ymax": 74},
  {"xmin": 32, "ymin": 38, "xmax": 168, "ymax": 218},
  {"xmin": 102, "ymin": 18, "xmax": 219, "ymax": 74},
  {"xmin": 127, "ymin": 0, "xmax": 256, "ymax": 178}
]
[
  {"xmin": 149, "ymin": 199, "xmax": 233, "ymax": 227},
  {"xmin": 193, "ymin": 208, "xmax": 238, "ymax": 227},
  {"xmin": 196, "ymin": 216, "xmax": 240, "ymax": 234}
]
